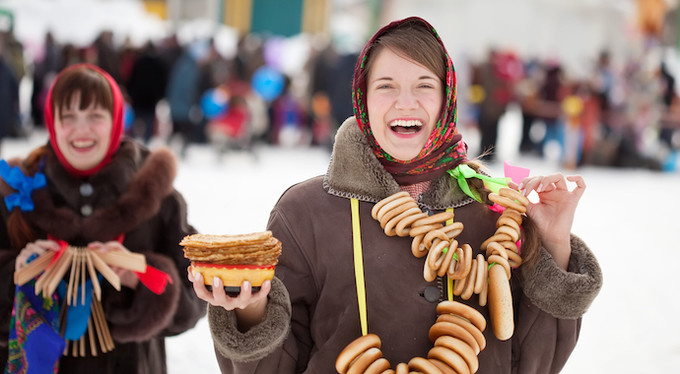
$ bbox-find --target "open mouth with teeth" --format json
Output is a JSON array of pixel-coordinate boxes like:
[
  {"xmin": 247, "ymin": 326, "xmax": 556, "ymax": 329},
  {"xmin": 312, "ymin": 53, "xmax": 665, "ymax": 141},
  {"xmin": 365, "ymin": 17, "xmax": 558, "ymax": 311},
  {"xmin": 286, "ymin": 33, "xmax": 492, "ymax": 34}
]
[
  {"xmin": 71, "ymin": 139, "xmax": 97, "ymax": 151},
  {"xmin": 390, "ymin": 119, "xmax": 423, "ymax": 135}
]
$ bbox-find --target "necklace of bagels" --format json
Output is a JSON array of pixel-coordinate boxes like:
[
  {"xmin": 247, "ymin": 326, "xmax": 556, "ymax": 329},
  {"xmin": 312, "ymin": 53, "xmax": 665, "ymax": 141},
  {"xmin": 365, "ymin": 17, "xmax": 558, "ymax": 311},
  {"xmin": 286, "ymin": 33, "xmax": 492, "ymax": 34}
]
[{"xmin": 335, "ymin": 187, "xmax": 529, "ymax": 374}]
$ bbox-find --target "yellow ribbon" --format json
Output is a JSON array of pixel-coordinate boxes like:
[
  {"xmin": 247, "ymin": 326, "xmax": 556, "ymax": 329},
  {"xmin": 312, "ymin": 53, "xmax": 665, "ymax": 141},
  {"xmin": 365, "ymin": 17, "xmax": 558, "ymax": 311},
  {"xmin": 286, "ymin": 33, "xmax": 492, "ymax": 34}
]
[{"xmin": 350, "ymin": 198, "xmax": 368, "ymax": 336}]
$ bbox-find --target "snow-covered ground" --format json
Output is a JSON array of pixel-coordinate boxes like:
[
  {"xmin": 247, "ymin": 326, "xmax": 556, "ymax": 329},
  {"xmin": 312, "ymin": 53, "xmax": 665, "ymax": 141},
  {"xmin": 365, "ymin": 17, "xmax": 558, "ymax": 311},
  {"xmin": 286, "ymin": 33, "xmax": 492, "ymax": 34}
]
[{"xmin": 2, "ymin": 124, "xmax": 679, "ymax": 373}]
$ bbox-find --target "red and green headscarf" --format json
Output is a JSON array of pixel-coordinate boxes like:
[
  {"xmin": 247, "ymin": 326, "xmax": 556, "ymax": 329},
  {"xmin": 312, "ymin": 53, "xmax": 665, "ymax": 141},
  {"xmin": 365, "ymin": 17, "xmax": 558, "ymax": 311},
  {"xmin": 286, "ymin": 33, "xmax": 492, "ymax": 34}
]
[{"xmin": 352, "ymin": 17, "xmax": 467, "ymax": 185}]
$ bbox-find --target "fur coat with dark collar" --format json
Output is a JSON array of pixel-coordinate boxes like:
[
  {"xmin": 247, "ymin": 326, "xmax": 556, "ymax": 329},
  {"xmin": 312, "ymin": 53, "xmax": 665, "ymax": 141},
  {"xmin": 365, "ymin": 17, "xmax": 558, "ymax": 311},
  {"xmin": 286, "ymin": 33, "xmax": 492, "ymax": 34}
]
[
  {"xmin": 0, "ymin": 139, "xmax": 206, "ymax": 374},
  {"xmin": 207, "ymin": 118, "xmax": 602, "ymax": 374}
]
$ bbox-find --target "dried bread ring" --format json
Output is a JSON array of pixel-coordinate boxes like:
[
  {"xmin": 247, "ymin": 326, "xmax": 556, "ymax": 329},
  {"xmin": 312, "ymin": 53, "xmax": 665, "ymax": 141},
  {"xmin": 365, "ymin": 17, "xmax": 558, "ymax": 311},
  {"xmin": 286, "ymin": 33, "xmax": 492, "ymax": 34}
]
[
  {"xmin": 423, "ymin": 230, "xmax": 450, "ymax": 249},
  {"xmin": 496, "ymin": 215, "xmax": 520, "ymax": 232},
  {"xmin": 395, "ymin": 363, "xmax": 409, "ymax": 374},
  {"xmin": 335, "ymin": 334, "xmax": 381, "ymax": 373},
  {"xmin": 488, "ymin": 264, "xmax": 514, "ymax": 340},
  {"xmin": 436, "ymin": 300, "xmax": 486, "ymax": 332},
  {"xmin": 473, "ymin": 254, "xmax": 486, "ymax": 294},
  {"xmin": 436, "ymin": 241, "xmax": 457, "ymax": 277},
  {"xmin": 478, "ymin": 275, "xmax": 488, "ymax": 307},
  {"xmin": 409, "ymin": 223, "xmax": 444, "ymax": 238},
  {"xmin": 440, "ymin": 222, "xmax": 464, "ymax": 239},
  {"xmin": 376, "ymin": 196, "xmax": 416, "ymax": 222},
  {"xmin": 411, "ymin": 235, "xmax": 428, "ymax": 258},
  {"xmin": 481, "ymin": 233, "xmax": 512, "ymax": 250},
  {"xmin": 346, "ymin": 347, "xmax": 383, "ymax": 374},
  {"xmin": 427, "ymin": 346, "xmax": 471, "ymax": 374},
  {"xmin": 498, "ymin": 240, "xmax": 519, "ymax": 254},
  {"xmin": 408, "ymin": 357, "xmax": 443, "ymax": 374},
  {"xmin": 412, "ymin": 212, "xmax": 454, "ymax": 227},
  {"xmin": 501, "ymin": 208, "xmax": 523, "ymax": 225},
  {"xmin": 426, "ymin": 240, "xmax": 449, "ymax": 270},
  {"xmin": 506, "ymin": 249, "xmax": 523, "ymax": 268},
  {"xmin": 371, "ymin": 191, "xmax": 410, "ymax": 220},
  {"xmin": 485, "ymin": 241, "xmax": 508, "ymax": 260},
  {"xmin": 499, "ymin": 187, "xmax": 530, "ymax": 206},
  {"xmin": 396, "ymin": 212, "xmax": 429, "ymax": 237},
  {"xmin": 428, "ymin": 321, "xmax": 480, "ymax": 354},
  {"xmin": 446, "ymin": 247, "xmax": 464, "ymax": 279},
  {"xmin": 434, "ymin": 335, "xmax": 478, "ymax": 373},
  {"xmin": 460, "ymin": 258, "xmax": 477, "ymax": 300},
  {"xmin": 436, "ymin": 314, "xmax": 487, "ymax": 352},
  {"xmin": 488, "ymin": 192, "xmax": 527, "ymax": 214},
  {"xmin": 363, "ymin": 357, "xmax": 391, "ymax": 374},
  {"xmin": 495, "ymin": 225, "xmax": 520, "ymax": 243},
  {"xmin": 428, "ymin": 358, "xmax": 457, "ymax": 374},
  {"xmin": 487, "ymin": 255, "xmax": 511, "ymax": 280},
  {"xmin": 383, "ymin": 207, "xmax": 421, "ymax": 236},
  {"xmin": 452, "ymin": 277, "xmax": 465, "ymax": 297}
]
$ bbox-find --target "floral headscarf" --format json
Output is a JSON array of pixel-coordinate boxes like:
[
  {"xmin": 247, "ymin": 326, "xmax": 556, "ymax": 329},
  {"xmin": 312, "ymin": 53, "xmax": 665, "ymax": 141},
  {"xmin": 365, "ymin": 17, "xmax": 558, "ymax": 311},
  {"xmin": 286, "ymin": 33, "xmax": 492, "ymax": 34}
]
[
  {"xmin": 352, "ymin": 17, "xmax": 467, "ymax": 185},
  {"xmin": 43, "ymin": 63, "xmax": 125, "ymax": 178}
]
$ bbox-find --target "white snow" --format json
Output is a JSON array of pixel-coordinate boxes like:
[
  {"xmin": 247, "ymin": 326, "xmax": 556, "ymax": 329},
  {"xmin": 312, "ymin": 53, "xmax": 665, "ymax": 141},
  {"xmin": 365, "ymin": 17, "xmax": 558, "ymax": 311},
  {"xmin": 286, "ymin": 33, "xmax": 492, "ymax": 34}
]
[{"xmin": 2, "ymin": 125, "xmax": 678, "ymax": 373}]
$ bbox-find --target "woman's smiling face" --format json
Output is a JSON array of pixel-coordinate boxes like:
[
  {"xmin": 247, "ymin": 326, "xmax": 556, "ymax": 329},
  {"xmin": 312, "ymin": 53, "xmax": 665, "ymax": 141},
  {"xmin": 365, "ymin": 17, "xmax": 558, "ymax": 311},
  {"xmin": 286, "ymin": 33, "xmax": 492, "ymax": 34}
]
[
  {"xmin": 366, "ymin": 47, "xmax": 444, "ymax": 161},
  {"xmin": 54, "ymin": 92, "xmax": 113, "ymax": 171}
]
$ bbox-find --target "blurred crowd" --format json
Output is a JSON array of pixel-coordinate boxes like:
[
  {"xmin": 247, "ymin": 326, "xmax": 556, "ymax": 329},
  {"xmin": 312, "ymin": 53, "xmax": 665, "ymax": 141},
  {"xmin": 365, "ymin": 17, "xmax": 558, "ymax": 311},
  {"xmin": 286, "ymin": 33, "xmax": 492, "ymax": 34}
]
[
  {"xmin": 462, "ymin": 45, "xmax": 680, "ymax": 171},
  {"xmin": 0, "ymin": 25, "xmax": 679, "ymax": 171}
]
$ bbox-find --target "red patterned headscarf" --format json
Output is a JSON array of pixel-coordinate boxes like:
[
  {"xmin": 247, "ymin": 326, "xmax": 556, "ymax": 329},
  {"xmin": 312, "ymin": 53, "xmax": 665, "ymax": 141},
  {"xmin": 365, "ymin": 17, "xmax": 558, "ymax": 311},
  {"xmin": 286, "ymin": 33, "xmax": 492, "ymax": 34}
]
[
  {"xmin": 43, "ymin": 63, "xmax": 125, "ymax": 178},
  {"xmin": 352, "ymin": 17, "xmax": 467, "ymax": 185}
]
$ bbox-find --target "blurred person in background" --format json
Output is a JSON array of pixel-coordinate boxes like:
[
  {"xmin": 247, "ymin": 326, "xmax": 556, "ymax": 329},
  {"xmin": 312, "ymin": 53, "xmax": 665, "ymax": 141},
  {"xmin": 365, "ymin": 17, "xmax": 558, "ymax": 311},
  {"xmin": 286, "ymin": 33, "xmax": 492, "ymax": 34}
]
[
  {"xmin": 127, "ymin": 41, "xmax": 168, "ymax": 144},
  {"xmin": 0, "ymin": 64, "xmax": 205, "ymax": 373},
  {"xmin": 0, "ymin": 34, "xmax": 20, "ymax": 148}
]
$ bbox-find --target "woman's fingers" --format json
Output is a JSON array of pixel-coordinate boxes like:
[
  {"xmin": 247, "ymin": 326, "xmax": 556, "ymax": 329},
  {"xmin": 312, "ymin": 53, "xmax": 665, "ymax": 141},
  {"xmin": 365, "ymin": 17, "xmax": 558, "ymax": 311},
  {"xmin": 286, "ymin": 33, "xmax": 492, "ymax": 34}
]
[{"xmin": 187, "ymin": 268, "xmax": 269, "ymax": 311}]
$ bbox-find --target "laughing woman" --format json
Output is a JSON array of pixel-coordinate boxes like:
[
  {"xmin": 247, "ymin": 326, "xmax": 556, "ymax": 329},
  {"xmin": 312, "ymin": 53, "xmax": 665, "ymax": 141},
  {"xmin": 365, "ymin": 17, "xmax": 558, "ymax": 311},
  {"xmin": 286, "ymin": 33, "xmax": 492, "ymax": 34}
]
[
  {"xmin": 0, "ymin": 64, "xmax": 205, "ymax": 373},
  {"xmin": 191, "ymin": 17, "xmax": 602, "ymax": 373}
]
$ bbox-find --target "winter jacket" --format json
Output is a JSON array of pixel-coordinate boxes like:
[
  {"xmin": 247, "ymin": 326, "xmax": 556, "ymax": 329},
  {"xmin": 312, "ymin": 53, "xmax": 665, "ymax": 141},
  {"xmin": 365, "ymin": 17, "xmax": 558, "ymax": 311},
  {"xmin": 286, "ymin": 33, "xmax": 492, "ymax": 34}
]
[
  {"xmin": 207, "ymin": 118, "xmax": 603, "ymax": 373},
  {"xmin": 0, "ymin": 139, "xmax": 206, "ymax": 374}
]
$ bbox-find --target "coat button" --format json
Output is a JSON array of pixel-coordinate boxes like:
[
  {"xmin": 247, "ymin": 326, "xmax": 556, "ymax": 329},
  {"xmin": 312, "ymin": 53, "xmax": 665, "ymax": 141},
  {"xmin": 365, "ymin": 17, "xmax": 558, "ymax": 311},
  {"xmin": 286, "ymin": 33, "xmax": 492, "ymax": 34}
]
[
  {"xmin": 81, "ymin": 204, "xmax": 93, "ymax": 216},
  {"xmin": 80, "ymin": 183, "xmax": 94, "ymax": 196},
  {"xmin": 423, "ymin": 285, "xmax": 440, "ymax": 303}
]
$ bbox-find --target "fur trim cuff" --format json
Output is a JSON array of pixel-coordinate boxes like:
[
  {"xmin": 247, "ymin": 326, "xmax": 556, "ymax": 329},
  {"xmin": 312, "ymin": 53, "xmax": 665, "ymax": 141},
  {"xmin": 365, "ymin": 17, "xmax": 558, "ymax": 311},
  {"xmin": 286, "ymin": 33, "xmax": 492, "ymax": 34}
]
[
  {"xmin": 209, "ymin": 277, "xmax": 291, "ymax": 362},
  {"xmin": 519, "ymin": 234, "xmax": 603, "ymax": 319}
]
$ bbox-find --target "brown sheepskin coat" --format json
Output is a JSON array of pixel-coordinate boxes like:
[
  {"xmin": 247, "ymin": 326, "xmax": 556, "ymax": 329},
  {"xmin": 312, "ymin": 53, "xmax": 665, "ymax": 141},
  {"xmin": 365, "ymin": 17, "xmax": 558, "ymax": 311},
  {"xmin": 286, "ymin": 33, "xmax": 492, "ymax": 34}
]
[
  {"xmin": 206, "ymin": 119, "xmax": 602, "ymax": 374},
  {"xmin": 0, "ymin": 139, "xmax": 206, "ymax": 373}
]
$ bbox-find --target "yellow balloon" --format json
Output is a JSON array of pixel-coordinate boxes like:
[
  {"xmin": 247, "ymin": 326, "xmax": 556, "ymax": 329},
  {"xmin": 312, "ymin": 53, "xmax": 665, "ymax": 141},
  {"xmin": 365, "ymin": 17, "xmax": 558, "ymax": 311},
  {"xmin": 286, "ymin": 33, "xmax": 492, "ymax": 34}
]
[
  {"xmin": 467, "ymin": 85, "xmax": 485, "ymax": 104},
  {"xmin": 562, "ymin": 96, "xmax": 583, "ymax": 117}
]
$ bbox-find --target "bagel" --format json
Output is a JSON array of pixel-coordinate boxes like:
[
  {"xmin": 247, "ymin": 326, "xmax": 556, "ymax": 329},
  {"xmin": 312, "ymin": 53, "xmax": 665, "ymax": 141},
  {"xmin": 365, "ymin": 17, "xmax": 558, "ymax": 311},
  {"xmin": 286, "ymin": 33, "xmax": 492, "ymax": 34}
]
[
  {"xmin": 408, "ymin": 357, "xmax": 444, "ymax": 374},
  {"xmin": 485, "ymin": 241, "xmax": 508, "ymax": 260},
  {"xmin": 434, "ymin": 335, "xmax": 478, "ymax": 373},
  {"xmin": 500, "ymin": 208, "xmax": 523, "ymax": 225},
  {"xmin": 364, "ymin": 357, "xmax": 391, "ymax": 374},
  {"xmin": 384, "ymin": 207, "xmax": 421, "ymax": 236},
  {"xmin": 428, "ymin": 359, "xmax": 457, "ymax": 374},
  {"xmin": 372, "ymin": 192, "xmax": 411, "ymax": 220},
  {"xmin": 428, "ymin": 321, "xmax": 480, "ymax": 354},
  {"xmin": 395, "ymin": 363, "xmax": 410, "ymax": 374},
  {"xmin": 427, "ymin": 346, "xmax": 471, "ymax": 374},
  {"xmin": 460, "ymin": 258, "xmax": 477, "ymax": 300},
  {"xmin": 488, "ymin": 264, "xmax": 514, "ymax": 341},
  {"xmin": 412, "ymin": 235, "xmax": 428, "ymax": 258},
  {"xmin": 499, "ymin": 187, "xmax": 530, "ymax": 206},
  {"xmin": 436, "ymin": 242, "xmax": 456, "ymax": 277},
  {"xmin": 436, "ymin": 314, "xmax": 487, "ymax": 352},
  {"xmin": 488, "ymin": 193, "xmax": 527, "ymax": 214},
  {"xmin": 335, "ymin": 334, "xmax": 381, "ymax": 373},
  {"xmin": 473, "ymin": 254, "xmax": 486, "ymax": 294},
  {"xmin": 396, "ymin": 212, "xmax": 429, "ymax": 237},
  {"xmin": 412, "ymin": 212, "xmax": 455, "ymax": 227},
  {"xmin": 436, "ymin": 300, "xmax": 486, "ymax": 332},
  {"xmin": 487, "ymin": 254, "xmax": 511, "ymax": 280},
  {"xmin": 346, "ymin": 347, "xmax": 383, "ymax": 374},
  {"xmin": 495, "ymin": 225, "xmax": 519, "ymax": 243},
  {"xmin": 379, "ymin": 201, "xmax": 419, "ymax": 229}
]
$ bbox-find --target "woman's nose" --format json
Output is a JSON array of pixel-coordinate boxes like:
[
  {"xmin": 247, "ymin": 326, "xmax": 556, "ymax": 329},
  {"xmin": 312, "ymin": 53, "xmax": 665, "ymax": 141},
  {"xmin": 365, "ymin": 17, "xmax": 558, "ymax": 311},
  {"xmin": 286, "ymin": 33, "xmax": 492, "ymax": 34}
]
[{"xmin": 394, "ymin": 90, "xmax": 418, "ymax": 110}]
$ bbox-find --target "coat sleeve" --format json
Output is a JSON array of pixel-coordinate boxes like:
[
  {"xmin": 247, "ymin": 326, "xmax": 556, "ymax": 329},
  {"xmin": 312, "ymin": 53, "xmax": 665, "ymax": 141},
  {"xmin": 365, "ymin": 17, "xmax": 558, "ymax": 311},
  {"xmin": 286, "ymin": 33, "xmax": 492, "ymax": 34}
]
[
  {"xmin": 209, "ymin": 205, "xmax": 316, "ymax": 373},
  {"xmin": 512, "ymin": 234, "xmax": 603, "ymax": 374},
  {"xmin": 104, "ymin": 190, "xmax": 207, "ymax": 342}
]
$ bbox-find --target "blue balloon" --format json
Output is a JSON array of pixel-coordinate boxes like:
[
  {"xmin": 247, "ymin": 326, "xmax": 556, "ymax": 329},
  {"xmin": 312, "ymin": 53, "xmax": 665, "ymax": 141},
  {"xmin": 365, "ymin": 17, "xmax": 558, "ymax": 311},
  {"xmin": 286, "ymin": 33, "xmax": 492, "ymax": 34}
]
[
  {"xmin": 252, "ymin": 66, "xmax": 284, "ymax": 102},
  {"xmin": 201, "ymin": 88, "xmax": 230, "ymax": 119},
  {"xmin": 124, "ymin": 103, "xmax": 135, "ymax": 131}
]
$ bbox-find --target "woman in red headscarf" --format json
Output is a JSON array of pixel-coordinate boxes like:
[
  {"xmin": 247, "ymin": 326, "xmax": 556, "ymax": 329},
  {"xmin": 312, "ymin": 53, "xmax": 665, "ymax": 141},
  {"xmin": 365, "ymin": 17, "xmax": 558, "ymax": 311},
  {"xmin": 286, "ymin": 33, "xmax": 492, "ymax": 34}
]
[
  {"xmin": 191, "ymin": 17, "xmax": 602, "ymax": 373},
  {"xmin": 0, "ymin": 64, "xmax": 205, "ymax": 373}
]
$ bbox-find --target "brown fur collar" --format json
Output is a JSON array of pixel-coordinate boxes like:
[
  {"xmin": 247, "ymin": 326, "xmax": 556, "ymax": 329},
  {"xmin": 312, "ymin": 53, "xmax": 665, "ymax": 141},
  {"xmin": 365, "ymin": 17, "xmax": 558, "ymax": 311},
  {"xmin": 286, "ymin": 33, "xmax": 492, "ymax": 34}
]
[
  {"xmin": 325, "ymin": 118, "xmax": 473, "ymax": 209},
  {"xmin": 10, "ymin": 140, "xmax": 178, "ymax": 243}
]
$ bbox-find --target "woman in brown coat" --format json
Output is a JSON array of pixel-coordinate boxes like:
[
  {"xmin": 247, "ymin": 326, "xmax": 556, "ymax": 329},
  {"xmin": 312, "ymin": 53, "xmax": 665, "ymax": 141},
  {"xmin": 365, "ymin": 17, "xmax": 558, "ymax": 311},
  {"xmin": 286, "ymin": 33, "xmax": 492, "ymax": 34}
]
[
  {"xmin": 0, "ymin": 64, "xmax": 205, "ymax": 373},
  {"xmin": 191, "ymin": 17, "xmax": 602, "ymax": 373}
]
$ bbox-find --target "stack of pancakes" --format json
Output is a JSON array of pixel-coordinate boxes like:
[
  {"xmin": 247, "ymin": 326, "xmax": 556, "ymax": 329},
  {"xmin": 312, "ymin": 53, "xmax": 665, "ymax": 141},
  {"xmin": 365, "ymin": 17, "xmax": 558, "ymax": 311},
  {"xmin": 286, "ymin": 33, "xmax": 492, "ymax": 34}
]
[{"xmin": 180, "ymin": 231, "xmax": 282, "ymax": 290}]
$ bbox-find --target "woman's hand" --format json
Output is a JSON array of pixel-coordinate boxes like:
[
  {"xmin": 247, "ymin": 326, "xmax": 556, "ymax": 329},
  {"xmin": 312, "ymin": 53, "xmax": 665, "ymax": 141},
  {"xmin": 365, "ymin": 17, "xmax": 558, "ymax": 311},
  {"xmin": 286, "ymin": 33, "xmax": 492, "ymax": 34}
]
[
  {"xmin": 188, "ymin": 269, "xmax": 270, "ymax": 332},
  {"xmin": 15, "ymin": 239, "xmax": 61, "ymax": 272},
  {"xmin": 89, "ymin": 241, "xmax": 140, "ymax": 289},
  {"xmin": 518, "ymin": 173, "xmax": 586, "ymax": 270}
]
